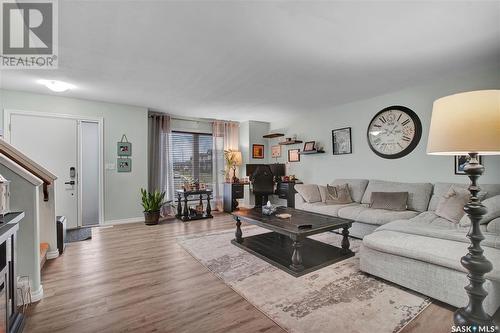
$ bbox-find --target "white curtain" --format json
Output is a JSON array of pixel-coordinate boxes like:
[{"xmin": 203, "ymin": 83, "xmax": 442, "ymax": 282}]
[
  {"xmin": 148, "ymin": 113, "xmax": 174, "ymax": 202},
  {"xmin": 212, "ymin": 121, "xmax": 239, "ymax": 211}
]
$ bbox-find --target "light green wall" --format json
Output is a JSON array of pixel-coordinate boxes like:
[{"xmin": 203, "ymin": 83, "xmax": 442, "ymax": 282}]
[
  {"xmin": 269, "ymin": 65, "xmax": 500, "ymax": 185},
  {"xmin": 0, "ymin": 89, "xmax": 148, "ymax": 222}
]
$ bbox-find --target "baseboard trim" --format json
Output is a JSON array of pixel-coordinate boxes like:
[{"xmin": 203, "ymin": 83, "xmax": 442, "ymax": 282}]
[
  {"xmin": 46, "ymin": 250, "xmax": 59, "ymax": 260},
  {"xmin": 104, "ymin": 217, "xmax": 143, "ymax": 226},
  {"xmin": 30, "ymin": 285, "xmax": 44, "ymax": 303}
]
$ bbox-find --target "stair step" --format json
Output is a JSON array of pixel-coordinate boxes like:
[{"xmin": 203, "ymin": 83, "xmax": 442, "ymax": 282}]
[{"xmin": 40, "ymin": 243, "xmax": 49, "ymax": 269}]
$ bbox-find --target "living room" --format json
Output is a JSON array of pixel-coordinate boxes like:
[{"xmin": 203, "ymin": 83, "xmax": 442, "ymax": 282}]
[{"xmin": 0, "ymin": 1, "xmax": 499, "ymax": 333}]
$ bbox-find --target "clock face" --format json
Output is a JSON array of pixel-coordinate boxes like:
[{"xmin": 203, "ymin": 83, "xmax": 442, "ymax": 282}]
[{"xmin": 367, "ymin": 106, "xmax": 422, "ymax": 159}]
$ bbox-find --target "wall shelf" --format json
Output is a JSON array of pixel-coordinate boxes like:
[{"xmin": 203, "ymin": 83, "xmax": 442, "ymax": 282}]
[
  {"xmin": 299, "ymin": 150, "xmax": 325, "ymax": 155},
  {"xmin": 263, "ymin": 133, "xmax": 284, "ymax": 139},
  {"xmin": 279, "ymin": 140, "xmax": 303, "ymax": 145}
]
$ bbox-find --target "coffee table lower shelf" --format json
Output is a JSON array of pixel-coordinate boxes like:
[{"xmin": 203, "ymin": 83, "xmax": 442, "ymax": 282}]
[{"xmin": 231, "ymin": 231, "xmax": 354, "ymax": 277}]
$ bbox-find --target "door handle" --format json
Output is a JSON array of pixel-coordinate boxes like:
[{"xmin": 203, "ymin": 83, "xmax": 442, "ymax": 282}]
[{"xmin": 64, "ymin": 181, "xmax": 76, "ymax": 185}]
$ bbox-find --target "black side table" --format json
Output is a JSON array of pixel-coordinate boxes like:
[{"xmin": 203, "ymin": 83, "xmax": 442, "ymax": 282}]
[{"xmin": 175, "ymin": 189, "xmax": 213, "ymax": 222}]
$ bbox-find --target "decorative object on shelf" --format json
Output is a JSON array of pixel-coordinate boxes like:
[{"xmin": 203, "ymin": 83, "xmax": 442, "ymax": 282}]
[
  {"xmin": 224, "ymin": 149, "xmax": 242, "ymax": 182},
  {"xmin": 427, "ymin": 90, "xmax": 500, "ymax": 328},
  {"xmin": 263, "ymin": 133, "xmax": 284, "ymax": 139},
  {"xmin": 455, "ymin": 155, "xmax": 483, "ymax": 175},
  {"xmin": 332, "ymin": 127, "xmax": 352, "ymax": 155},
  {"xmin": 271, "ymin": 145, "xmax": 281, "ymax": 158},
  {"xmin": 117, "ymin": 134, "xmax": 132, "ymax": 156},
  {"xmin": 140, "ymin": 188, "xmax": 166, "ymax": 225},
  {"xmin": 288, "ymin": 149, "xmax": 300, "ymax": 162},
  {"xmin": 303, "ymin": 141, "xmax": 316, "ymax": 152},
  {"xmin": 0, "ymin": 174, "xmax": 11, "ymax": 217},
  {"xmin": 368, "ymin": 106, "xmax": 422, "ymax": 159},
  {"xmin": 117, "ymin": 157, "xmax": 132, "ymax": 172},
  {"xmin": 279, "ymin": 139, "xmax": 303, "ymax": 145},
  {"xmin": 252, "ymin": 144, "xmax": 265, "ymax": 159}
]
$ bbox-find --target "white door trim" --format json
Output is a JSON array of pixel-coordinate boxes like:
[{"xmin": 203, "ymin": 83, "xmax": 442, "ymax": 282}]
[{"xmin": 3, "ymin": 109, "xmax": 105, "ymax": 226}]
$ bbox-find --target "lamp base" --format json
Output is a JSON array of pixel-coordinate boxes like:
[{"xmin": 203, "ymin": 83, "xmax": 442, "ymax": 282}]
[
  {"xmin": 453, "ymin": 153, "xmax": 497, "ymax": 329},
  {"xmin": 454, "ymin": 308, "xmax": 495, "ymax": 328}
]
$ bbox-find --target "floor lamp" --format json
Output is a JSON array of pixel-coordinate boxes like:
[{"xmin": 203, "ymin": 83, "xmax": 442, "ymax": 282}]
[{"xmin": 427, "ymin": 90, "xmax": 500, "ymax": 327}]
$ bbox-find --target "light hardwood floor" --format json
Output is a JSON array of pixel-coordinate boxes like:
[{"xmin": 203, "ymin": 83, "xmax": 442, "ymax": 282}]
[{"xmin": 24, "ymin": 213, "xmax": 485, "ymax": 333}]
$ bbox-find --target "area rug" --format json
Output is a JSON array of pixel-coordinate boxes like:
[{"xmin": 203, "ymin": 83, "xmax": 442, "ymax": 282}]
[{"xmin": 177, "ymin": 226, "xmax": 431, "ymax": 333}]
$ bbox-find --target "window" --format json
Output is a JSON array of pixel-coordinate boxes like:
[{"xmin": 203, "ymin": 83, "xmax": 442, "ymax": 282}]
[{"xmin": 171, "ymin": 131, "xmax": 213, "ymax": 190}]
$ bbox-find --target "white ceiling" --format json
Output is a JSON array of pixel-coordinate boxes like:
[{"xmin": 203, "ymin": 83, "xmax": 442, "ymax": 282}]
[{"xmin": 1, "ymin": 1, "xmax": 499, "ymax": 121}]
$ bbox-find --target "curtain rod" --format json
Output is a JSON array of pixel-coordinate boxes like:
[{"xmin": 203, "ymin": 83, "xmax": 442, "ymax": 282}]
[{"xmin": 148, "ymin": 111, "xmax": 238, "ymax": 124}]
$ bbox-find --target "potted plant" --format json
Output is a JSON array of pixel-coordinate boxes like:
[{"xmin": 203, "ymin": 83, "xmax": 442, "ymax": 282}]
[{"xmin": 140, "ymin": 188, "xmax": 165, "ymax": 225}]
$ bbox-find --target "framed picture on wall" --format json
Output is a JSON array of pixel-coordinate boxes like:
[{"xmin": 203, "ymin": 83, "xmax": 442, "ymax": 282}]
[
  {"xmin": 288, "ymin": 149, "xmax": 300, "ymax": 162},
  {"xmin": 455, "ymin": 155, "xmax": 482, "ymax": 175},
  {"xmin": 332, "ymin": 127, "xmax": 352, "ymax": 155},
  {"xmin": 303, "ymin": 141, "xmax": 316, "ymax": 152},
  {"xmin": 117, "ymin": 158, "xmax": 132, "ymax": 172},
  {"xmin": 271, "ymin": 145, "xmax": 281, "ymax": 158},
  {"xmin": 117, "ymin": 134, "xmax": 132, "ymax": 156},
  {"xmin": 252, "ymin": 144, "xmax": 265, "ymax": 159}
]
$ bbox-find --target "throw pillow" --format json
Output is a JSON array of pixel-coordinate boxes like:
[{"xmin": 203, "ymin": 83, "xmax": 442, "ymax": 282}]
[
  {"xmin": 435, "ymin": 186, "xmax": 470, "ymax": 223},
  {"xmin": 318, "ymin": 185, "xmax": 328, "ymax": 203},
  {"xmin": 326, "ymin": 184, "xmax": 353, "ymax": 204},
  {"xmin": 369, "ymin": 192, "xmax": 408, "ymax": 211},
  {"xmin": 459, "ymin": 194, "xmax": 500, "ymax": 227},
  {"xmin": 295, "ymin": 184, "xmax": 322, "ymax": 203}
]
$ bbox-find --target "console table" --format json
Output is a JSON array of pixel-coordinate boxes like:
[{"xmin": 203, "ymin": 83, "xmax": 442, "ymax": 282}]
[{"xmin": 176, "ymin": 189, "xmax": 213, "ymax": 222}]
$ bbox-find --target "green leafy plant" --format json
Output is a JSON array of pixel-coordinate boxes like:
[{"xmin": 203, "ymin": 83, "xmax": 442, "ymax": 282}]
[
  {"xmin": 140, "ymin": 188, "xmax": 166, "ymax": 212},
  {"xmin": 223, "ymin": 149, "xmax": 238, "ymax": 178}
]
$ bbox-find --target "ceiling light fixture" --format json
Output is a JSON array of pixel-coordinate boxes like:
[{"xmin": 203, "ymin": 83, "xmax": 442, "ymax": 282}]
[{"xmin": 37, "ymin": 79, "xmax": 75, "ymax": 92}]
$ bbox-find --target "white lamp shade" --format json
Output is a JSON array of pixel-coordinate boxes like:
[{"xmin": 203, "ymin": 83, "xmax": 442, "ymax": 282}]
[{"xmin": 427, "ymin": 90, "xmax": 500, "ymax": 155}]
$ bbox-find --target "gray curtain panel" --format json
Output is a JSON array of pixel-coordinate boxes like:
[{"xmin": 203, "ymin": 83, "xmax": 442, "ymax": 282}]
[{"xmin": 148, "ymin": 113, "xmax": 174, "ymax": 202}]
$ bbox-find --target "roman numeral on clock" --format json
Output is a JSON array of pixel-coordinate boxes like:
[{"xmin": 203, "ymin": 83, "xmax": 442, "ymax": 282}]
[
  {"xmin": 402, "ymin": 136, "xmax": 411, "ymax": 142},
  {"xmin": 379, "ymin": 116, "xmax": 386, "ymax": 123},
  {"xmin": 401, "ymin": 119, "xmax": 410, "ymax": 126}
]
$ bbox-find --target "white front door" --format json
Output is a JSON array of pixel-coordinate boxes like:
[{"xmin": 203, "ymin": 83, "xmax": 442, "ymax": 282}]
[{"xmin": 10, "ymin": 114, "xmax": 80, "ymax": 228}]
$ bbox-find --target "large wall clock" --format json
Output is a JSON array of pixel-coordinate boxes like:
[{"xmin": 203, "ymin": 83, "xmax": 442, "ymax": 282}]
[{"xmin": 367, "ymin": 105, "xmax": 422, "ymax": 159}]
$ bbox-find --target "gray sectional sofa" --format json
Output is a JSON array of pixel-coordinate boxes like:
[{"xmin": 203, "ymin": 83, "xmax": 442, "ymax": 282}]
[{"xmin": 294, "ymin": 179, "xmax": 500, "ymax": 315}]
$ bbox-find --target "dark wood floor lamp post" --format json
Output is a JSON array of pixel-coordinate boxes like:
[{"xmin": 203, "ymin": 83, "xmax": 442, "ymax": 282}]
[{"xmin": 427, "ymin": 90, "xmax": 500, "ymax": 328}]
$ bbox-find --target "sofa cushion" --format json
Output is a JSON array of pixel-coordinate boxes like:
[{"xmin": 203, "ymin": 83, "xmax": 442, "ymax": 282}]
[
  {"xmin": 326, "ymin": 184, "xmax": 353, "ymax": 204},
  {"xmin": 295, "ymin": 184, "xmax": 322, "ymax": 203},
  {"xmin": 370, "ymin": 192, "xmax": 408, "ymax": 211},
  {"xmin": 487, "ymin": 218, "xmax": 500, "ymax": 235},
  {"xmin": 362, "ymin": 230, "xmax": 500, "ymax": 281},
  {"xmin": 435, "ymin": 186, "xmax": 469, "ymax": 223},
  {"xmin": 429, "ymin": 183, "xmax": 500, "ymax": 211},
  {"xmin": 337, "ymin": 204, "xmax": 419, "ymax": 226},
  {"xmin": 459, "ymin": 195, "xmax": 500, "ymax": 227},
  {"xmin": 300, "ymin": 202, "xmax": 358, "ymax": 217},
  {"xmin": 377, "ymin": 212, "xmax": 499, "ymax": 249},
  {"xmin": 361, "ymin": 180, "xmax": 433, "ymax": 212},
  {"xmin": 331, "ymin": 179, "xmax": 368, "ymax": 203}
]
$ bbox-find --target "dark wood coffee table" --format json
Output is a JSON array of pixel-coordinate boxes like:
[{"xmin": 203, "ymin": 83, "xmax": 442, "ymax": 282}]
[{"xmin": 231, "ymin": 207, "xmax": 354, "ymax": 277}]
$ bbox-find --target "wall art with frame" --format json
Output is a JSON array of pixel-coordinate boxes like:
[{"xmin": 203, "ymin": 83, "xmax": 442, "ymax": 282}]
[{"xmin": 332, "ymin": 127, "xmax": 352, "ymax": 155}]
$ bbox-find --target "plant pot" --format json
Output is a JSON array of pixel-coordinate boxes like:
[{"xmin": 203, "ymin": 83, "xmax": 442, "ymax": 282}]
[{"xmin": 144, "ymin": 210, "xmax": 160, "ymax": 225}]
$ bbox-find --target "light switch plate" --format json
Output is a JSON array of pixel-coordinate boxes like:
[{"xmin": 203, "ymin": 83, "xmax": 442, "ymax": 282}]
[{"xmin": 105, "ymin": 163, "xmax": 116, "ymax": 170}]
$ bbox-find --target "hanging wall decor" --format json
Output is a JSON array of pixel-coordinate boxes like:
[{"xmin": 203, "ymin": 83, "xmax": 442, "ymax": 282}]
[
  {"xmin": 117, "ymin": 158, "xmax": 132, "ymax": 172},
  {"xmin": 117, "ymin": 134, "xmax": 132, "ymax": 156}
]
